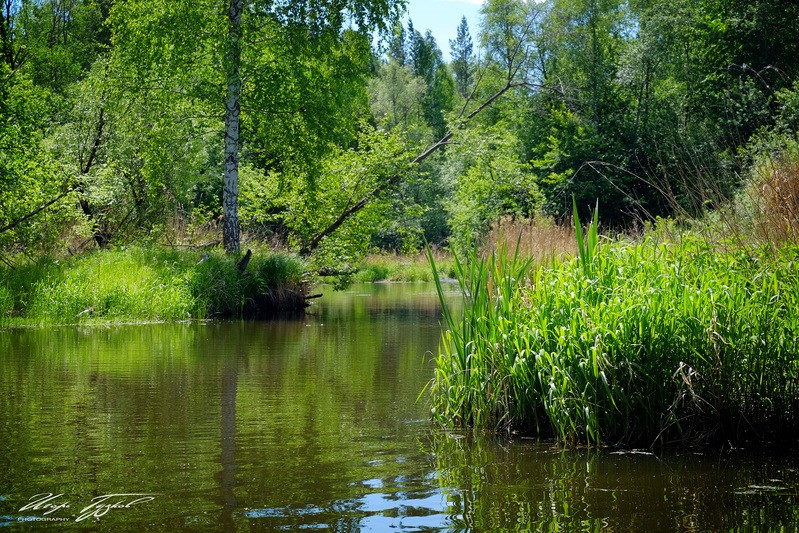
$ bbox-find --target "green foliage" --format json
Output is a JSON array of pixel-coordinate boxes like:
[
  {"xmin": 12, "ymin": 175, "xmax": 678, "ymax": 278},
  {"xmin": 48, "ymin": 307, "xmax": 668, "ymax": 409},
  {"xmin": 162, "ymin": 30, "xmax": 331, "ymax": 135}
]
[
  {"xmin": 352, "ymin": 252, "xmax": 455, "ymax": 283},
  {"xmin": 573, "ymin": 197, "xmax": 599, "ymax": 274},
  {"xmin": 2, "ymin": 0, "xmax": 799, "ymax": 272},
  {"xmin": 0, "ymin": 71, "xmax": 84, "ymax": 253},
  {"xmin": 426, "ymin": 62, "xmax": 456, "ymax": 139},
  {"xmin": 430, "ymin": 212, "xmax": 799, "ymax": 446},
  {"xmin": 368, "ymin": 60, "xmax": 430, "ymax": 142},
  {"xmin": 186, "ymin": 249, "xmax": 307, "ymax": 317},
  {"xmin": 0, "ymin": 247, "xmax": 307, "ymax": 323},
  {"xmin": 241, "ymin": 123, "xmax": 410, "ymax": 256},
  {"xmin": 104, "ymin": 0, "xmax": 403, "ymax": 251},
  {"xmin": 15, "ymin": 0, "xmax": 108, "ymax": 92},
  {"xmin": 529, "ymin": 104, "xmax": 606, "ymax": 217},
  {"xmin": 428, "ymin": 235, "xmax": 534, "ymax": 432},
  {"xmin": 0, "ymin": 284, "xmax": 11, "ymax": 325},
  {"xmin": 775, "ymin": 81, "xmax": 799, "ymax": 133},
  {"xmin": 445, "ymin": 124, "xmax": 543, "ymax": 252},
  {"xmin": 396, "ymin": 23, "xmax": 456, "ymax": 139},
  {"xmin": 450, "ymin": 16, "xmax": 474, "ymax": 98},
  {"xmin": 480, "ymin": 0, "xmax": 540, "ymax": 81}
]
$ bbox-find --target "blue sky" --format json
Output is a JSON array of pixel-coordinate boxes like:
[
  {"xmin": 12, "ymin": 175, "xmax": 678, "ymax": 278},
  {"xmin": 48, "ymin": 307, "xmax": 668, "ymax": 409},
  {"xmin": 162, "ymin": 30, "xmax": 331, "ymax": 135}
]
[{"xmin": 403, "ymin": 0, "xmax": 485, "ymax": 61}]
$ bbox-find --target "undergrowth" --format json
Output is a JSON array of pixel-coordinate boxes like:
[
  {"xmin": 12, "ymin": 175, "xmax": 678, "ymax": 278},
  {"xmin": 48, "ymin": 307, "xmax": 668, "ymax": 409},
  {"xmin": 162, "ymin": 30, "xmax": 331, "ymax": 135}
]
[{"xmin": 0, "ymin": 246, "xmax": 307, "ymax": 324}]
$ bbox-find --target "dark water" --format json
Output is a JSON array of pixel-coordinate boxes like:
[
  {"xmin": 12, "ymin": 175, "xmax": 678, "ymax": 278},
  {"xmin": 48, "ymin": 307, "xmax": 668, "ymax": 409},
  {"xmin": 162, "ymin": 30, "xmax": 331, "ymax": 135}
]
[{"xmin": 1, "ymin": 283, "xmax": 798, "ymax": 531}]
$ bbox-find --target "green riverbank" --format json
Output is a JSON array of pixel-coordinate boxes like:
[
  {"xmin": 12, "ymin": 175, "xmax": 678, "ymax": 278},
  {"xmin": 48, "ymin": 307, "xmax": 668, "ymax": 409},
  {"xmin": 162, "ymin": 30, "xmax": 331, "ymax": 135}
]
[
  {"xmin": 0, "ymin": 246, "xmax": 307, "ymax": 325},
  {"xmin": 429, "ymin": 217, "xmax": 799, "ymax": 448},
  {"xmin": 351, "ymin": 252, "xmax": 456, "ymax": 283}
]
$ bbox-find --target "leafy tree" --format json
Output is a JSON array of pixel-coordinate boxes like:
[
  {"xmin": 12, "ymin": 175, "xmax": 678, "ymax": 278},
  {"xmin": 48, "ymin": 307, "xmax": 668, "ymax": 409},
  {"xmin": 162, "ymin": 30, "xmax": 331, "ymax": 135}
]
[
  {"xmin": 480, "ymin": 0, "xmax": 540, "ymax": 85},
  {"xmin": 240, "ymin": 124, "xmax": 410, "ymax": 263},
  {"xmin": 368, "ymin": 59, "xmax": 429, "ymax": 142},
  {"xmin": 407, "ymin": 24, "xmax": 435, "ymax": 82},
  {"xmin": 14, "ymin": 0, "xmax": 108, "ymax": 92},
  {"xmin": 426, "ymin": 62, "xmax": 455, "ymax": 138},
  {"xmin": 0, "ymin": 71, "xmax": 78, "ymax": 253},
  {"xmin": 403, "ymin": 26, "xmax": 454, "ymax": 139},
  {"xmin": 445, "ymin": 123, "xmax": 542, "ymax": 251},
  {"xmin": 0, "ymin": 0, "xmax": 24, "ymax": 72},
  {"xmin": 387, "ymin": 20, "xmax": 406, "ymax": 65},
  {"xmin": 108, "ymin": 0, "xmax": 403, "ymax": 253},
  {"xmin": 0, "ymin": 0, "xmax": 111, "ymax": 253}
]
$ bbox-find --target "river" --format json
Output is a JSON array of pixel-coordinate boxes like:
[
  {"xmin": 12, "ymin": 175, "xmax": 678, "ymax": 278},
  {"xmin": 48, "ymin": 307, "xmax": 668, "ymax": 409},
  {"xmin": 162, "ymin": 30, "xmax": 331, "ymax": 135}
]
[{"xmin": 1, "ymin": 283, "xmax": 798, "ymax": 530}]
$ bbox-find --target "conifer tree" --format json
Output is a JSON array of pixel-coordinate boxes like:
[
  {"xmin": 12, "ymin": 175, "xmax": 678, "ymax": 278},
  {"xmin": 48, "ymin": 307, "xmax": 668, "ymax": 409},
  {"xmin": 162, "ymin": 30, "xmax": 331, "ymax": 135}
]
[{"xmin": 450, "ymin": 16, "xmax": 474, "ymax": 97}]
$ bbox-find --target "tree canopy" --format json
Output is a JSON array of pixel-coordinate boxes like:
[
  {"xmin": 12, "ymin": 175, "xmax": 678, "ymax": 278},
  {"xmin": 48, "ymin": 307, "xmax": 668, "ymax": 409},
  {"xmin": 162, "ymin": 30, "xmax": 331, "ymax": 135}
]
[{"xmin": 2, "ymin": 0, "xmax": 798, "ymax": 263}]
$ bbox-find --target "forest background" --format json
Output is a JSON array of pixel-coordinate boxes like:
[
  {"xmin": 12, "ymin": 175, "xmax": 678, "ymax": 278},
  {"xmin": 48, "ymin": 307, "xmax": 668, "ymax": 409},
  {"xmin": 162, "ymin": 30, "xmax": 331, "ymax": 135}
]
[{"xmin": 2, "ymin": 0, "xmax": 799, "ymax": 271}]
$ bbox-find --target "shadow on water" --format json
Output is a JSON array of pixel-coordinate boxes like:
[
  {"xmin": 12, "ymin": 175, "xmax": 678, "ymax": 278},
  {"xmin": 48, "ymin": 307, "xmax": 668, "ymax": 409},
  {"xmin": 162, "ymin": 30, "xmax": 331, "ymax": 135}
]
[
  {"xmin": 0, "ymin": 283, "xmax": 797, "ymax": 531},
  {"xmin": 218, "ymin": 348, "xmax": 238, "ymax": 530},
  {"xmin": 429, "ymin": 431, "xmax": 799, "ymax": 531}
]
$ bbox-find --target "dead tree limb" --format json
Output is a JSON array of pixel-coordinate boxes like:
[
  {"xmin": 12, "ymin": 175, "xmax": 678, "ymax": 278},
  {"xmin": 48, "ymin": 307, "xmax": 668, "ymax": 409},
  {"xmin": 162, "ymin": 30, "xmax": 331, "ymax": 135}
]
[
  {"xmin": 300, "ymin": 81, "xmax": 527, "ymax": 255},
  {"xmin": 237, "ymin": 248, "xmax": 252, "ymax": 271}
]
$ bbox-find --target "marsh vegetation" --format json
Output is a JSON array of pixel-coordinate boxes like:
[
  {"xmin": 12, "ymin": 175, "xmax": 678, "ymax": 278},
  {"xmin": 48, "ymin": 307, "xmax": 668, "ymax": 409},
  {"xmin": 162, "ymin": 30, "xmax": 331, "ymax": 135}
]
[
  {"xmin": 1, "ymin": 0, "xmax": 799, "ymax": 450},
  {"xmin": 430, "ymin": 145, "xmax": 799, "ymax": 447}
]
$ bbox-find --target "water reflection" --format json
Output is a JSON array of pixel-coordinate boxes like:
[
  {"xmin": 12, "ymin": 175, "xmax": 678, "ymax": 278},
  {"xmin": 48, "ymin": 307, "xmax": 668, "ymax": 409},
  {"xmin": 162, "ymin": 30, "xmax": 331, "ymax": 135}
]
[
  {"xmin": 429, "ymin": 426, "xmax": 799, "ymax": 531},
  {"xmin": 0, "ymin": 283, "xmax": 798, "ymax": 531}
]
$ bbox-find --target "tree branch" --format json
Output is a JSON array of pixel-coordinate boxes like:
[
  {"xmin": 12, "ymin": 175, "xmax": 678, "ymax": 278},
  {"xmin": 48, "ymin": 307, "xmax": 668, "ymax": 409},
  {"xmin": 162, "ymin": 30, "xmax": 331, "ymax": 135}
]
[
  {"xmin": 300, "ymin": 80, "xmax": 526, "ymax": 255},
  {"xmin": 0, "ymin": 186, "xmax": 77, "ymax": 235}
]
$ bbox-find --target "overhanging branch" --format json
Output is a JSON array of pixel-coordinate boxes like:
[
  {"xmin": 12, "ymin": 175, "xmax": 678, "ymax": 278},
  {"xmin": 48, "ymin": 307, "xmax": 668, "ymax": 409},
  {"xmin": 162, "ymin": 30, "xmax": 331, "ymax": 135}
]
[
  {"xmin": 300, "ymin": 80, "xmax": 527, "ymax": 255},
  {"xmin": 0, "ymin": 186, "xmax": 77, "ymax": 235}
]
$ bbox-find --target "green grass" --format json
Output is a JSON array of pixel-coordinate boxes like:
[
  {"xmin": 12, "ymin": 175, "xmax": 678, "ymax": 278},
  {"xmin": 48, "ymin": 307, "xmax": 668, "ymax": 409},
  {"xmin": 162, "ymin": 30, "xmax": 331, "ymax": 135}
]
[
  {"xmin": 0, "ymin": 246, "xmax": 307, "ymax": 324},
  {"xmin": 351, "ymin": 252, "xmax": 456, "ymax": 283},
  {"xmin": 429, "ymin": 207, "xmax": 799, "ymax": 447}
]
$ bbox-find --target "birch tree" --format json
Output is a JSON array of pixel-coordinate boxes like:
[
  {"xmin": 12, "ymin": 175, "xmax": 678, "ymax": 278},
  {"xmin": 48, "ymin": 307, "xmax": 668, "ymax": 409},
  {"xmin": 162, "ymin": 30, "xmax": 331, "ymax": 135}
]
[{"xmin": 108, "ymin": 0, "xmax": 403, "ymax": 254}]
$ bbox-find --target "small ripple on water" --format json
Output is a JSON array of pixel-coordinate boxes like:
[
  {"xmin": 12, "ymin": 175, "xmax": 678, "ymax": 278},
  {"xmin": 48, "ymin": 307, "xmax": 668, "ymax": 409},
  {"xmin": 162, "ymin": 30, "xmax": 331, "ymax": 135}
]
[
  {"xmin": 734, "ymin": 484, "xmax": 792, "ymax": 495},
  {"xmin": 243, "ymin": 488, "xmax": 453, "ymax": 530},
  {"xmin": 362, "ymin": 478, "xmax": 383, "ymax": 489}
]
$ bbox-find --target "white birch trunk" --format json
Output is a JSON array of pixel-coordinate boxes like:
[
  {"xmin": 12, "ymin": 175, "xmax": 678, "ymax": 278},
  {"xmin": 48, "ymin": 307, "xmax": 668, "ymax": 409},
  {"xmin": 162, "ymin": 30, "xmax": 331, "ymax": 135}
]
[{"xmin": 223, "ymin": 0, "xmax": 243, "ymax": 253}]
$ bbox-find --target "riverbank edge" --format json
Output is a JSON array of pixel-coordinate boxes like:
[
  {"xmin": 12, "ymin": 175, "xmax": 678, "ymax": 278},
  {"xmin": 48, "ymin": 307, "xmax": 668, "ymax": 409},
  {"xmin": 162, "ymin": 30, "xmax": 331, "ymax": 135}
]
[
  {"xmin": 349, "ymin": 252, "xmax": 456, "ymax": 283},
  {"xmin": 0, "ymin": 246, "xmax": 309, "ymax": 326}
]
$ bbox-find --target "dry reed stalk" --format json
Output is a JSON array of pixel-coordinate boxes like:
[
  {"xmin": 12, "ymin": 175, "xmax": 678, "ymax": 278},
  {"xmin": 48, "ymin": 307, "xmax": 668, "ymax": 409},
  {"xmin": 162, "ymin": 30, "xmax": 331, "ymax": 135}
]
[
  {"xmin": 484, "ymin": 216, "xmax": 578, "ymax": 265},
  {"xmin": 751, "ymin": 155, "xmax": 799, "ymax": 246}
]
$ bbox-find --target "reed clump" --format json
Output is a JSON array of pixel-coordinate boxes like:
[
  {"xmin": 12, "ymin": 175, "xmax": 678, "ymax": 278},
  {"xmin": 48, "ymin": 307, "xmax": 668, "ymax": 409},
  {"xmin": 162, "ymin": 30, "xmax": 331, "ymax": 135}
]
[
  {"xmin": 748, "ymin": 144, "xmax": 799, "ymax": 246},
  {"xmin": 0, "ymin": 246, "xmax": 307, "ymax": 324},
  {"xmin": 429, "ymin": 204, "xmax": 799, "ymax": 447}
]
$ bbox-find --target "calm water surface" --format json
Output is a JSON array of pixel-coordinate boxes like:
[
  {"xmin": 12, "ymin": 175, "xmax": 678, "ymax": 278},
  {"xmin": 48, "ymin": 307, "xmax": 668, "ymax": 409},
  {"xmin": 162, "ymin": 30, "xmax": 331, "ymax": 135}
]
[{"xmin": 1, "ymin": 283, "xmax": 798, "ymax": 531}]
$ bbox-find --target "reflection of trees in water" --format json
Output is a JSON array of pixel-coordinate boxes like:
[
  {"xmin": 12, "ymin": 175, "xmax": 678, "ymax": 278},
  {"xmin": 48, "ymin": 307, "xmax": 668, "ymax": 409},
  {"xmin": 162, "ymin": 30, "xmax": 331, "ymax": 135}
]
[
  {"xmin": 217, "ymin": 351, "xmax": 238, "ymax": 529},
  {"xmin": 314, "ymin": 282, "xmax": 461, "ymax": 323},
  {"xmin": 428, "ymin": 431, "xmax": 799, "ymax": 531},
  {"xmin": 2, "ymin": 293, "xmax": 799, "ymax": 530}
]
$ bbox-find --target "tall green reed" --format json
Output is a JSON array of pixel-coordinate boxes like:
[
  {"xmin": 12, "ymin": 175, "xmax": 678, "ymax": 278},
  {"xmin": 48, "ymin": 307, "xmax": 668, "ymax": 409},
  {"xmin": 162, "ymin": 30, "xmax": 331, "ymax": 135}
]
[
  {"xmin": 429, "ymin": 211, "xmax": 799, "ymax": 447},
  {"xmin": 428, "ymin": 235, "xmax": 534, "ymax": 432}
]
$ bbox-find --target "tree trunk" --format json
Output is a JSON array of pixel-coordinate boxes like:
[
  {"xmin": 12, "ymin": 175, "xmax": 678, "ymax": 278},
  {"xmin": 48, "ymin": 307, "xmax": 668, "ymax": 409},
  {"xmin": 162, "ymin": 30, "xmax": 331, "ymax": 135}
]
[{"xmin": 223, "ymin": 0, "xmax": 243, "ymax": 254}]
